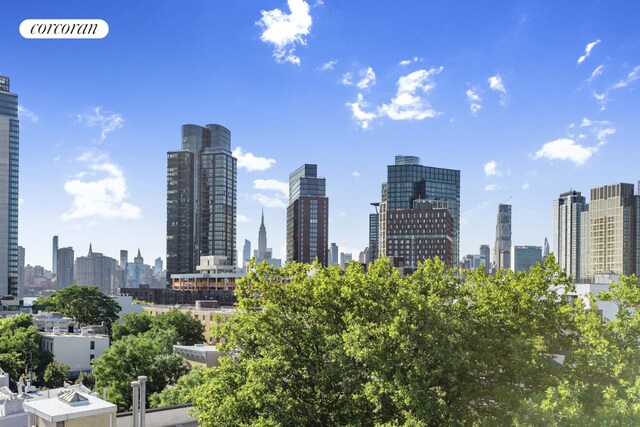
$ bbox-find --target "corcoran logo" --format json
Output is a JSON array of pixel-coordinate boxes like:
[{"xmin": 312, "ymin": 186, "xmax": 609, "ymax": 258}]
[{"xmin": 20, "ymin": 19, "xmax": 109, "ymax": 39}]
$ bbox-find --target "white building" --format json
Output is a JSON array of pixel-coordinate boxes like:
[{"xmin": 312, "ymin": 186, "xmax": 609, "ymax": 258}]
[
  {"xmin": 23, "ymin": 388, "xmax": 116, "ymax": 427},
  {"xmin": 33, "ymin": 312, "xmax": 74, "ymax": 332},
  {"xmin": 173, "ymin": 344, "xmax": 221, "ymax": 368},
  {"xmin": 40, "ymin": 328, "xmax": 109, "ymax": 376},
  {"xmin": 553, "ymin": 190, "xmax": 587, "ymax": 281}
]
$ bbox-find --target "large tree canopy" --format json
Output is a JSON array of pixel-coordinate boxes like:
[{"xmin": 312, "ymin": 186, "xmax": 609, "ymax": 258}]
[
  {"xmin": 187, "ymin": 257, "xmax": 640, "ymax": 426},
  {"xmin": 33, "ymin": 285, "xmax": 121, "ymax": 328},
  {"xmin": 112, "ymin": 309, "xmax": 204, "ymax": 345}
]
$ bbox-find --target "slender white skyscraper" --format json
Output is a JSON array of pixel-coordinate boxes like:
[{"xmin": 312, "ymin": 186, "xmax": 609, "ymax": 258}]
[{"xmin": 553, "ymin": 190, "xmax": 587, "ymax": 281}]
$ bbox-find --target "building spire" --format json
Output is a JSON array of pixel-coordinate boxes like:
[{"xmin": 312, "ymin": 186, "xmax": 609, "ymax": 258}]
[
  {"xmin": 261, "ymin": 206, "xmax": 265, "ymax": 227},
  {"xmin": 137, "ymin": 248, "xmax": 142, "ymax": 258},
  {"xmin": 88, "ymin": 243, "xmax": 93, "ymax": 257}
]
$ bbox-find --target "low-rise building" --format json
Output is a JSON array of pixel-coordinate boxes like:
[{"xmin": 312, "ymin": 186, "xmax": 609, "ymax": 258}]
[
  {"xmin": 23, "ymin": 387, "xmax": 116, "ymax": 427},
  {"xmin": 143, "ymin": 302, "xmax": 235, "ymax": 344},
  {"xmin": 173, "ymin": 344, "xmax": 221, "ymax": 368},
  {"xmin": 40, "ymin": 328, "xmax": 110, "ymax": 376},
  {"xmin": 33, "ymin": 312, "xmax": 74, "ymax": 332}
]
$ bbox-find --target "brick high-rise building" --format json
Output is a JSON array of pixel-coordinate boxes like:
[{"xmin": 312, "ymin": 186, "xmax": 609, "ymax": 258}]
[{"xmin": 286, "ymin": 164, "xmax": 328, "ymax": 266}]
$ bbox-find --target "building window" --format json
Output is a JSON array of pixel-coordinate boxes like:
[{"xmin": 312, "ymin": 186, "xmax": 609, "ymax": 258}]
[
  {"xmin": 90, "ymin": 341, "xmax": 95, "ymax": 350},
  {"xmin": 90, "ymin": 354, "xmax": 95, "ymax": 361}
]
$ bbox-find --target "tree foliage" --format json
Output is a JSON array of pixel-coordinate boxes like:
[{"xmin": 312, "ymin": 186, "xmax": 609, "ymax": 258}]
[
  {"xmin": 189, "ymin": 257, "xmax": 584, "ymax": 426},
  {"xmin": 33, "ymin": 285, "xmax": 121, "ymax": 328},
  {"xmin": 150, "ymin": 366, "xmax": 206, "ymax": 408},
  {"xmin": 0, "ymin": 313, "xmax": 54, "ymax": 388},
  {"xmin": 92, "ymin": 328, "xmax": 189, "ymax": 412},
  {"xmin": 113, "ymin": 309, "xmax": 204, "ymax": 345},
  {"xmin": 43, "ymin": 361, "xmax": 70, "ymax": 388}
]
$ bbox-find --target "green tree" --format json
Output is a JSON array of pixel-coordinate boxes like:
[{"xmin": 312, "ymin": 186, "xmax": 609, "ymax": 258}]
[
  {"xmin": 92, "ymin": 328, "xmax": 189, "ymax": 411},
  {"xmin": 113, "ymin": 309, "xmax": 204, "ymax": 345},
  {"xmin": 0, "ymin": 313, "xmax": 53, "ymax": 387},
  {"xmin": 75, "ymin": 371, "xmax": 96, "ymax": 389},
  {"xmin": 516, "ymin": 274, "xmax": 640, "ymax": 426},
  {"xmin": 33, "ymin": 285, "xmax": 121, "ymax": 329},
  {"xmin": 191, "ymin": 257, "xmax": 577, "ymax": 426},
  {"xmin": 150, "ymin": 366, "xmax": 206, "ymax": 408},
  {"xmin": 43, "ymin": 361, "xmax": 70, "ymax": 388},
  {"xmin": 111, "ymin": 312, "xmax": 155, "ymax": 341}
]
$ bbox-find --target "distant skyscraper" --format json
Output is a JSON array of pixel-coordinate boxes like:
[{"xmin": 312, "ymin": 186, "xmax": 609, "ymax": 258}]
[
  {"xmin": 253, "ymin": 210, "xmax": 282, "ymax": 268},
  {"xmin": 340, "ymin": 252, "xmax": 352, "ymax": 269},
  {"xmin": 511, "ymin": 246, "xmax": 542, "ymax": 273},
  {"xmin": 242, "ymin": 239, "xmax": 251, "ymax": 268},
  {"xmin": 126, "ymin": 249, "xmax": 152, "ymax": 288},
  {"xmin": 369, "ymin": 204, "xmax": 379, "ymax": 263},
  {"xmin": 553, "ymin": 190, "xmax": 587, "ymax": 280},
  {"xmin": 479, "ymin": 244, "xmax": 490, "ymax": 272},
  {"xmin": 52, "ymin": 236, "xmax": 58, "ymax": 275},
  {"xmin": 378, "ymin": 155, "xmax": 461, "ymax": 267},
  {"xmin": 75, "ymin": 244, "xmax": 117, "ymax": 294},
  {"xmin": 154, "ymin": 257, "xmax": 163, "ymax": 278},
  {"xmin": 494, "ymin": 204, "xmax": 512, "ymax": 270},
  {"xmin": 167, "ymin": 124, "xmax": 237, "ymax": 280},
  {"xmin": 585, "ymin": 183, "xmax": 638, "ymax": 280},
  {"xmin": 286, "ymin": 164, "xmax": 329, "ymax": 266},
  {"xmin": 0, "ymin": 76, "xmax": 19, "ymax": 296},
  {"xmin": 57, "ymin": 247, "xmax": 75, "ymax": 289},
  {"xmin": 119, "ymin": 250, "xmax": 128, "ymax": 269},
  {"xmin": 543, "ymin": 237, "xmax": 550, "ymax": 261},
  {"xmin": 330, "ymin": 243, "xmax": 339, "ymax": 266}
]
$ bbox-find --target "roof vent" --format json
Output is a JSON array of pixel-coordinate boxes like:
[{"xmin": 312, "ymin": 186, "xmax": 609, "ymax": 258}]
[{"xmin": 58, "ymin": 390, "xmax": 89, "ymax": 406}]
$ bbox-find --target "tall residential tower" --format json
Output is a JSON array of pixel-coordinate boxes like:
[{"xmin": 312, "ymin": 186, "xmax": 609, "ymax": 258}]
[
  {"xmin": 166, "ymin": 124, "xmax": 237, "ymax": 280},
  {"xmin": 0, "ymin": 76, "xmax": 19, "ymax": 296},
  {"xmin": 553, "ymin": 190, "xmax": 587, "ymax": 280},
  {"xmin": 286, "ymin": 164, "xmax": 329, "ymax": 266}
]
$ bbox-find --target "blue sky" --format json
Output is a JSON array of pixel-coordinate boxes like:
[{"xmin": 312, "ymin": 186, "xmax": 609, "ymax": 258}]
[{"xmin": 2, "ymin": 0, "xmax": 640, "ymax": 268}]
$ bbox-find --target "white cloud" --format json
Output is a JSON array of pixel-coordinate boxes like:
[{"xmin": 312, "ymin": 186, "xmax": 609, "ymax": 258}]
[
  {"xmin": 483, "ymin": 160, "xmax": 501, "ymax": 177},
  {"xmin": 466, "ymin": 88, "xmax": 482, "ymax": 116},
  {"xmin": 253, "ymin": 179, "xmax": 288, "ymax": 196},
  {"xmin": 232, "ymin": 147, "xmax": 276, "ymax": 172},
  {"xmin": 484, "ymin": 184, "xmax": 501, "ymax": 192},
  {"xmin": 346, "ymin": 93, "xmax": 378, "ymax": 130},
  {"xmin": 592, "ymin": 91, "xmax": 608, "ymax": 111},
  {"xmin": 577, "ymin": 39, "xmax": 601, "ymax": 65},
  {"xmin": 586, "ymin": 64, "xmax": 605, "ymax": 83},
  {"xmin": 62, "ymin": 152, "xmax": 141, "ymax": 221},
  {"xmin": 18, "ymin": 198, "xmax": 25, "ymax": 207},
  {"xmin": 379, "ymin": 67, "xmax": 443, "ymax": 121},
  {"xmin": 399, "ymin": 57, "xmax": 421, "ymax": 66},
  {"xmin": 319, "ymin": 60, "xmax": 337, "ymax": 71},
  {"xmin": 77, "ymin": 107, "xmax": 124, "ymax": 141},
  {"xmin": 352, "ymin": 171, "xmax": 360, "ymax": 177},
  {"xmin": 579, "ymin": 117, "xmax": 615, "ymax": 145},
  {"xmin": 53, "ymin": 156, "xmax": 61, "ymax": 162},
  {"xmin": 257, "ymin": 0, "xmax": 312, "ymax": 65},
  {"xmin": 356, "ymin": 67, "xmax": 376, "ymax": 89},
  {"xmin": 237, "ymin": 214, "xmax": 250, "ymax": 223},
  {"xmin": 488, "ymin": 74, "xmax": 506, "ymax": 94},
  {"xmin": 18, "ymin": 105, "xmax": 39, "ymax": 123},
  {"xmin": 533, "ymin": 138, "xmax": 596, "ymax": 165},
  {"xmin": 252, "ymin": 193, "xmax": 287, "ymax": 209},
  {"xmin": 521, "ymin": 182, "xmax": 530, "ymax": 190},
  {"xmin": 612, "ymin": 65, "xmax": 640, "ymax": 89},
  {"xmin": 340, "ymin": 72, "xmax": 353, "ymax": 86}
]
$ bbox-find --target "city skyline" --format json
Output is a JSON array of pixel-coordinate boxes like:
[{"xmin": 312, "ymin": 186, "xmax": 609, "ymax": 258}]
[{"xmin": 2, "ymin": 1, "xmax": 640, "ymax": 267}]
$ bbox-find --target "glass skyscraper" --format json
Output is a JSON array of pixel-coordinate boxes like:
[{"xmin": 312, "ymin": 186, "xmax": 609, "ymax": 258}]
[
  {"xmin": 0, "ymin": 76, "xmax": 19, "ymax": 296},
  {"xmin": 166, "ymin": 124, "xmax": 237, "ymax": 281},
  {"xmin": 379, "ymin": 155, "xmax": 461, "ymax": 266},
  {"xmin": 494, "ymin": 204, "xmax": 512, "ymax": 270}
]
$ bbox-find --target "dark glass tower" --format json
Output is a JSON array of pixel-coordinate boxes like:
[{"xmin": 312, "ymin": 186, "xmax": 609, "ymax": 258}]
[
  {"xmin": 379, "ymin": 155, "xmax": 461, "ymax": 265},
  {"xmin": 166, "ymin": 124, "xmax": 237, "ymax": 281},
  {"xmin": 286, "ymin": 164, "xmax": 329, "ymax": 266},
  {"xmin": 0, "ymin": 76, "xmax": 18, "ymax": 296}
]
